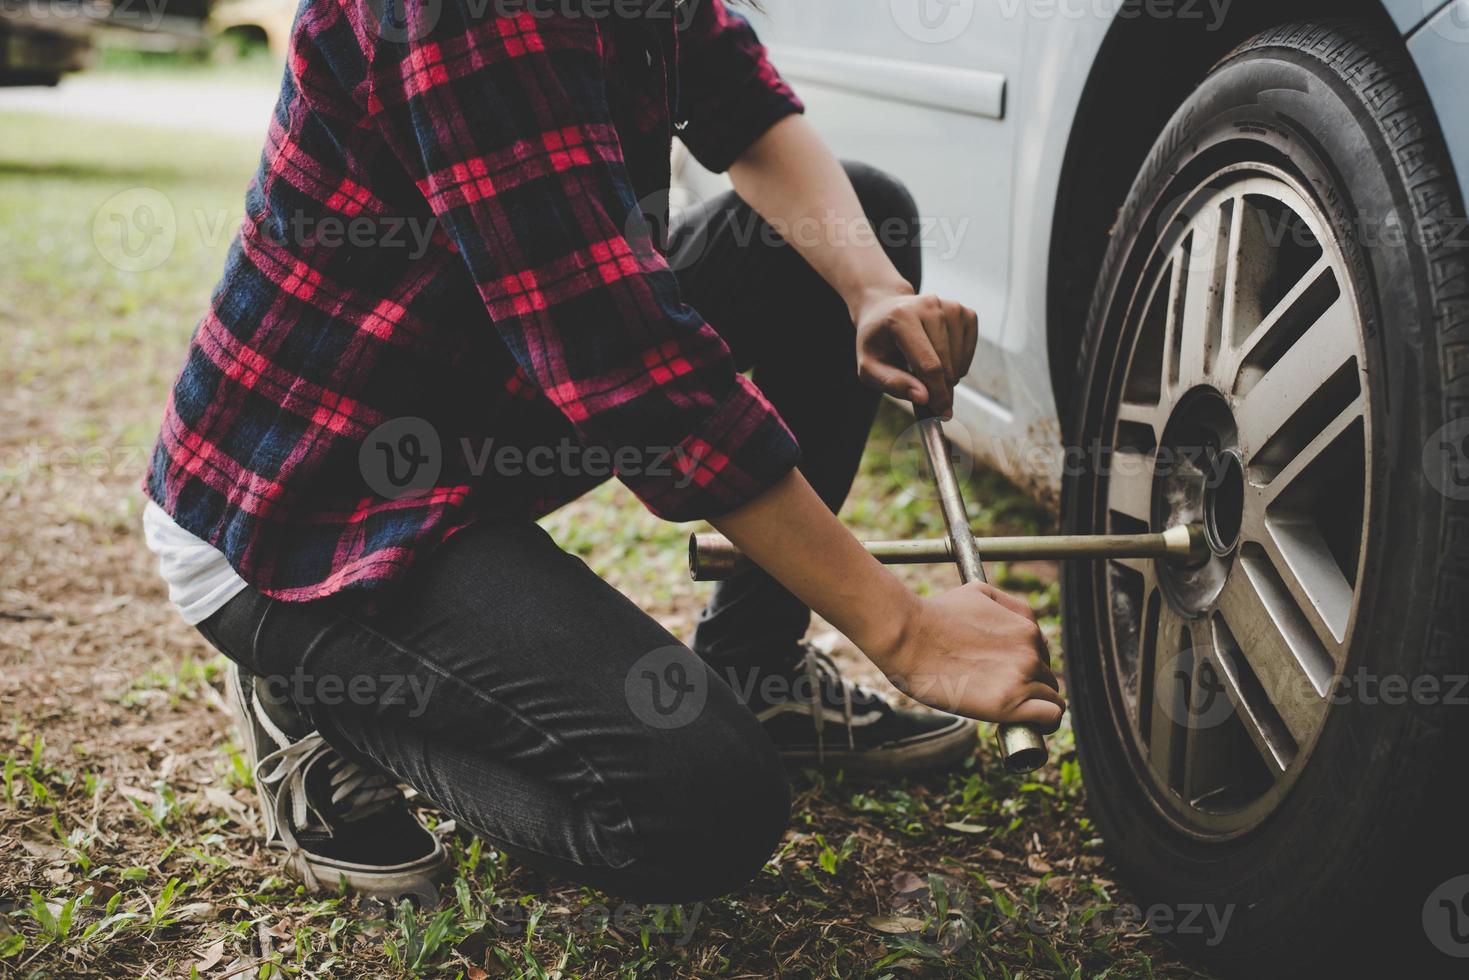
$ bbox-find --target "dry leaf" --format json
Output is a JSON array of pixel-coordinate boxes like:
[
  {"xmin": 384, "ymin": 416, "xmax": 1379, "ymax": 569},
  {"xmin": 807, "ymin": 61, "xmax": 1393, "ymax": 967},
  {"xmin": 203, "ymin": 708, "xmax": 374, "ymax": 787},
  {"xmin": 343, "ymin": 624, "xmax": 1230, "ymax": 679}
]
[
  {"xmin": 19, "ymin": 839, "xmax": 66, "ymax": 863},
  {"xmin": 865, "ymin": 915, "xmax": 925, "ymax": 935},
  {"xmin": 890, "ymin": 871, "xmax": 926, "ymax": 896},
  {"xmin": 194, "ymin": 939, "xmax": 225, "ymax": 972}
]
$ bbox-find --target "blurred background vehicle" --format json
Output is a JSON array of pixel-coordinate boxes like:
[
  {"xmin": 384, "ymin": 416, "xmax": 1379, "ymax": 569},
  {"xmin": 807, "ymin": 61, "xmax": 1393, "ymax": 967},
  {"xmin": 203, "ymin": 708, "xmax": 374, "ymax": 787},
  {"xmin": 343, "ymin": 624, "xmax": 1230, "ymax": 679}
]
[
  {"xmin": 0, "ymin": 0, "xmax": 98, "ymax": 85},
  {"xmin": 205, "ymin": 0, "xmax": 292, "ymax": 59},
  {"xmin": 676, "ymin": 0, "xmax": 1469, "ymax": 973},
  {"xmin": 0, "ymin": 0, "xmax": 285, "ymax": 86}
]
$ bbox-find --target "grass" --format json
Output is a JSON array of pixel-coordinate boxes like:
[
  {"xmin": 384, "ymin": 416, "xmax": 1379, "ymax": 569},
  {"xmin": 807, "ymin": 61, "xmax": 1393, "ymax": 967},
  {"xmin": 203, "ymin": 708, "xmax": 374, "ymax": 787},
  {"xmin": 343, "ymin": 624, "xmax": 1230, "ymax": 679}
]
[{"xmin": 0, "ymin": 108, "xmax": 1210, "ymax": 977}]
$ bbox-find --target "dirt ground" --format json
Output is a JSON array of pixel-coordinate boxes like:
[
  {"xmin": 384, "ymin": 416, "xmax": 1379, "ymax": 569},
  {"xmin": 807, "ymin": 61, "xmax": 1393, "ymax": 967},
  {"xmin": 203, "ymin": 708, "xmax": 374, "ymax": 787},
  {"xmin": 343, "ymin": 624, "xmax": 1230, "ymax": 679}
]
[{"xmin": 0, "ymin": 104, "xmax": 1210, "ymax": 977}]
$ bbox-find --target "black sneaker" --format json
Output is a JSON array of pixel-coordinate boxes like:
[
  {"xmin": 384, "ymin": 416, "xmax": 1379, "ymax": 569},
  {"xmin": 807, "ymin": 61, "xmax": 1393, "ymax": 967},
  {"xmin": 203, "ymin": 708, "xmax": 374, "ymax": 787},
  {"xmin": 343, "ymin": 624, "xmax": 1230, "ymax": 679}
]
[
  {"xmin": 738, "ymin": 645, "xmax": 976, "ymax": 776},
  {"xmin": 224, "ymin": 665, "xmax": 449, "ymax": 903}
]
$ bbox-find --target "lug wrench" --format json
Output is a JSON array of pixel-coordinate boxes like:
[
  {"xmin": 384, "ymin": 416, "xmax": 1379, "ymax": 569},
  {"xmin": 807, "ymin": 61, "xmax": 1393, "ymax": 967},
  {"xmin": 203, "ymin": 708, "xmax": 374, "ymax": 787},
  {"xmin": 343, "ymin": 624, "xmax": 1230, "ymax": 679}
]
[
  {"xmin": 912, "ymin": 407, "xmax": 1049, "ymax": 773},
  {"xmin": 689, "ymin": 524, "xmax": 1206, "ymax": 580}
]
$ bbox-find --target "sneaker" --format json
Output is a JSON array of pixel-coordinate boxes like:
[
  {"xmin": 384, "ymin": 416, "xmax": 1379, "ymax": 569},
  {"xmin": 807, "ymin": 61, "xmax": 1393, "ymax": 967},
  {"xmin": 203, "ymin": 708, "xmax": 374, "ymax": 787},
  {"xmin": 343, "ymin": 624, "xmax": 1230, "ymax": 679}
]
[
  {"xmin": 740, "ymin": 645, "xmax": 976, "ymax": 776},
  {"xmin": 224, "ymin": 664, "xmax": 449, "ymax": 903}
]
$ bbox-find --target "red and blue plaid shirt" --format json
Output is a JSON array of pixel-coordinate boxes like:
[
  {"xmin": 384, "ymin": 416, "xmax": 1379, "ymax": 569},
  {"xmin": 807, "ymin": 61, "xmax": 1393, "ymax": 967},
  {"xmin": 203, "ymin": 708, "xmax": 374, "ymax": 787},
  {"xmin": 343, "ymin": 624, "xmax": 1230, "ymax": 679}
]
[{"xmin": 146, "ymin": 0, "xmax": 804, "ymax": 600}]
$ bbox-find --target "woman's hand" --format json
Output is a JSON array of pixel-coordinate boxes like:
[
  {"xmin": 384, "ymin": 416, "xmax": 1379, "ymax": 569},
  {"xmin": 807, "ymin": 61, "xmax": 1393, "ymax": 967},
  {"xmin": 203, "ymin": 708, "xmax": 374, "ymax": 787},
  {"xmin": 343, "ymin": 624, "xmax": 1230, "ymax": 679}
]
[
  {"xmin": 852, "ymin": 284, "xmax": 980, "ymax": 419},
  {"xmin": 879, "ymin": 581, "xmax": 1066, "ymax": 730}
]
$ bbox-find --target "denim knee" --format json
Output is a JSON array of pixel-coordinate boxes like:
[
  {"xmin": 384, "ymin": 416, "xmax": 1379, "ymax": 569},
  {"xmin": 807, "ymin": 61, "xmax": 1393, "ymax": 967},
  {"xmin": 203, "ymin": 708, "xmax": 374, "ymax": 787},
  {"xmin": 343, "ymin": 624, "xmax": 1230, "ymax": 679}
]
[{"xmin": 625, "ymin": 714, "xmax": 792, "ymax": 902}]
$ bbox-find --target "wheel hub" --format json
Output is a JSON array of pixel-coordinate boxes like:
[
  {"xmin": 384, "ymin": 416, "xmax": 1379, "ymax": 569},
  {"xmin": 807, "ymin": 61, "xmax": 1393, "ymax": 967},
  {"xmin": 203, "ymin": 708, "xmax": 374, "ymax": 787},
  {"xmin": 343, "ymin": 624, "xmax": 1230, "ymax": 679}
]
[{"xmin": 1153, "ymin": 388, "xmax": 1240, "ymax": 614}]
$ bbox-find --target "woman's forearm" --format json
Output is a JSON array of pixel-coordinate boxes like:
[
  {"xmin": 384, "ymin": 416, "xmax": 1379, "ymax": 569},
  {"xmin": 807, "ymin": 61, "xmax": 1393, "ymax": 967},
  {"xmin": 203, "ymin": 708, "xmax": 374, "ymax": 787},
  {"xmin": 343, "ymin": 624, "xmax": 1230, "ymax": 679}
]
[
  {"xmin": 728, "ymin": 115, "xmax": 911, "ymax": 317},
  {"xmin": 710, "ymin": 469, "xmax": 1065, "ymax": 728},
  {"xmin": 710, "ymin": 468, "xmax": 918, "ymax": 665}
]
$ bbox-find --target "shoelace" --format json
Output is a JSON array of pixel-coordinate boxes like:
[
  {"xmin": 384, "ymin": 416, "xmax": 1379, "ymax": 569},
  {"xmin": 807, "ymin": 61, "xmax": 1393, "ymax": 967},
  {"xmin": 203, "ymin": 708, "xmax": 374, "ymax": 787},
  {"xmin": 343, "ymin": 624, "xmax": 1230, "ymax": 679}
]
[
  {"xmin": 254, "ymin": 732, "xmax": 402, "ymax": 887},
  {"xmin": 800, "ymin": 645, "xmax": 874, "ymax": 763}
]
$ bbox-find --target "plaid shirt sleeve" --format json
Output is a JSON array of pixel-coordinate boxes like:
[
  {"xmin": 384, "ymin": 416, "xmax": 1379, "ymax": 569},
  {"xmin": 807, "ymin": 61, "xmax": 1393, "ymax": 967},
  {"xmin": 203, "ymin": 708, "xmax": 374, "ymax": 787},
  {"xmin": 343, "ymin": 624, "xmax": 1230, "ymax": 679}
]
[
  {"xmin": 369, "ymin": 6, "xmax": 800, "ymax": 521},
  {"xmin": 675, "ymin": 0, "xmax": 805, "ymax": 173}
]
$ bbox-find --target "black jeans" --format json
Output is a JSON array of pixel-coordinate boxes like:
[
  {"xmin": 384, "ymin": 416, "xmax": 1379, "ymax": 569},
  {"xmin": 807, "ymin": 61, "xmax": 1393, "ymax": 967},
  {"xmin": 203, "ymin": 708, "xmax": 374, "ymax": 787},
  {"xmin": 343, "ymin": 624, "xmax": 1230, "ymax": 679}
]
[{"xmin": 197, "ymin": 163, "xmax": 922, "ymax": 901}]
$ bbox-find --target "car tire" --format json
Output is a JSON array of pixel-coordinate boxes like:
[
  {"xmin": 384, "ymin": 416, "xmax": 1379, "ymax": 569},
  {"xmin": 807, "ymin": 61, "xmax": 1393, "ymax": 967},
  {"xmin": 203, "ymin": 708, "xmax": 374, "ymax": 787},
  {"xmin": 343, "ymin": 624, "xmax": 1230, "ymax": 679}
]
[{"xmin": 1061, "ymin": 21, "xmax": 1469, "ymax": 976}]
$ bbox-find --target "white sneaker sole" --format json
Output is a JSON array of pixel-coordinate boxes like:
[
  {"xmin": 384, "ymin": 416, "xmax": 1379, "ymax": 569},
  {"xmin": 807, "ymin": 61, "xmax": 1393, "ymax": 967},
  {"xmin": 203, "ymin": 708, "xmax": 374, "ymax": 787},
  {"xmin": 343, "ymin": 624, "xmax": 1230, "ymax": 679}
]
[{"xmin": 223, "ymin": 666, "xmax": 449, "ymax": 903}]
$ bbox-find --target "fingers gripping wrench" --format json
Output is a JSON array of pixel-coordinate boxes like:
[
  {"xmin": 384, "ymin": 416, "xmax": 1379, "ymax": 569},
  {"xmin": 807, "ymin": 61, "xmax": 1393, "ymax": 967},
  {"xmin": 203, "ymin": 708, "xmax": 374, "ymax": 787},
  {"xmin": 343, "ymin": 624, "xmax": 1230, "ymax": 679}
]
[{"xmin": 914, "ymin": 408, "xmax": 1049, "ymax": 774}]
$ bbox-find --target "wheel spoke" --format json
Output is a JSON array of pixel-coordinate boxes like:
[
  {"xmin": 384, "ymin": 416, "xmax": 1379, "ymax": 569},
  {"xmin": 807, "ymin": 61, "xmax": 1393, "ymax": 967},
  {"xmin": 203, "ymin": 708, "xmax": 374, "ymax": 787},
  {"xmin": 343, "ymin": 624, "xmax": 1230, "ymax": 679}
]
[
  {"xmin": 1258, "ymin": 394, "xmax": 1365, "ymax": 502},
  {"xmin": 1145, "ymin": 606, "xmax": 1192, "ymax": 792},
  {"xmin": 1179, "ymin": 621, "xmax": 1241, "ymax": 805},
  {"xmin": 1256, "ymin": 518, "xmax": 1354, "ymax": 647},
  {"xmin": 1116, "ymin": 399, "xmax": 1164, "ymax": 433},
  {"xmin": 1215, "ymin": 555, "xmax": 1333, "ymax": 748},
  {"xmin": 1206, "ymin": 615, "xmax": 1294, "ymax": 775},
  {"xmin": 1235, "ymin": 293, "xmax": 1357, "ymax": 454},
  {"xmin": 1229, "ymin": 256, "xmax": 1334, "ymax": 368},
  {"xmin": 1169, "ymin": 204, "xmax": 1229, "ymax": 388},
  {"xmin": 1106, "ymin": 450, "xmax": 1155, "ymax": 525},
  {"xmin": 1109, "ymin": 554, "xmax": 1153, "ymax": 577}
]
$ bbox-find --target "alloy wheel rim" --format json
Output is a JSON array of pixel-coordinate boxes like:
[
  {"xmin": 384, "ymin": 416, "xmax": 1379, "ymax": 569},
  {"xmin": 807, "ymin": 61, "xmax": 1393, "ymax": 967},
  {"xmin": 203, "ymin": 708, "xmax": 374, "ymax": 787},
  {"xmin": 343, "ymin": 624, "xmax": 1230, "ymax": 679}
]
[{"xmin": 1098, "ymin": 165, "xmax": 1373, "ymax": 839}]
